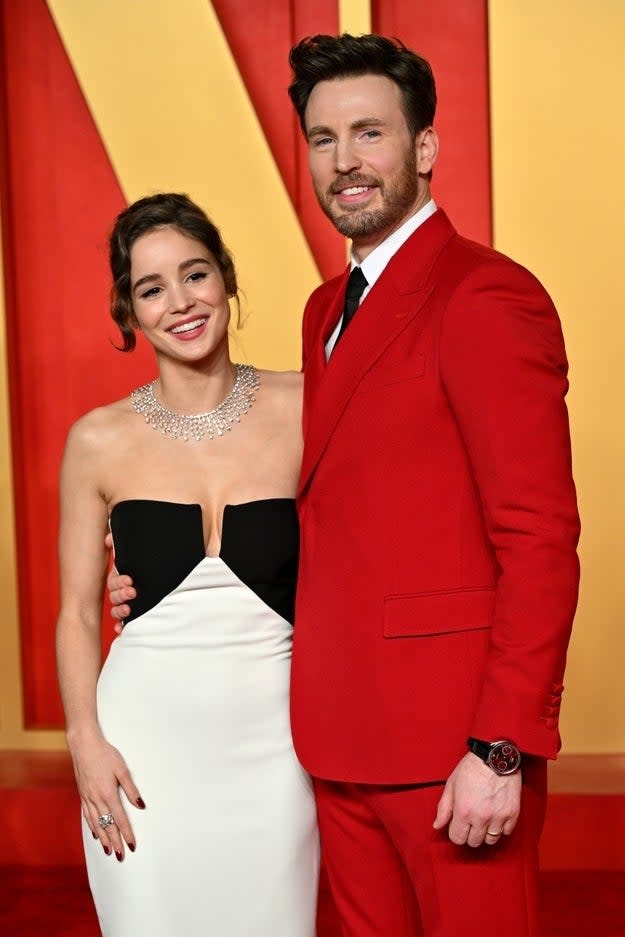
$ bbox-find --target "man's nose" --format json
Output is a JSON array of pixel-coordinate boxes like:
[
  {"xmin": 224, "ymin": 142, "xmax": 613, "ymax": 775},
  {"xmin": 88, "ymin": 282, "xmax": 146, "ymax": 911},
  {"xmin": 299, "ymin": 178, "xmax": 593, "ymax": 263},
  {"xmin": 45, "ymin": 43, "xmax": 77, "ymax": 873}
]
[{"xmin": 334, "ymin": 138, "xmax": 362, "ymax": 174}]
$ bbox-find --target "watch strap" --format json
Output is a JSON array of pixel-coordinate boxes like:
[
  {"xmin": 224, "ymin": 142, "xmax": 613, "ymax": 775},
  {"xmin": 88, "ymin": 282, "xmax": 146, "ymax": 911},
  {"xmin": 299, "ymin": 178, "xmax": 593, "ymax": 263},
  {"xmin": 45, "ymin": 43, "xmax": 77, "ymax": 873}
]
[{"xmin": 467, "ymin": 737, "xmax": 492, "ymax": 761}]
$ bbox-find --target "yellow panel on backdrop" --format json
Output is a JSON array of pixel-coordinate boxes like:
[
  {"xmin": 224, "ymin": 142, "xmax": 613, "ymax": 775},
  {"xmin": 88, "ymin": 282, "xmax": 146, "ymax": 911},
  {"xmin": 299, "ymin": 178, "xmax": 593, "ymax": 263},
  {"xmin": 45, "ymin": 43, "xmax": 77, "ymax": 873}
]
[
  {"xmin": 339, "ymin": 0, "xmax": 372, "ymax": 35},
  {"xmin": 489, "ymin": 1, "xmax": 625, "ymax": 752},
  {"xmin": 46, "ymin": 0, "xmax": 320, "ymax": 371}
]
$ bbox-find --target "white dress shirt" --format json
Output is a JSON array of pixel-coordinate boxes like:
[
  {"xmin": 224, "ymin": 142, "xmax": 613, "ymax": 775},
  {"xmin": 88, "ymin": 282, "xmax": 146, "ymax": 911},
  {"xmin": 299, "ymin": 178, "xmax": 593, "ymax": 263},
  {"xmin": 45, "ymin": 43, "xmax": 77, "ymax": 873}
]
[{"xmin": 325, "ymin": 200, "xmax": 437, "ymax": 358}]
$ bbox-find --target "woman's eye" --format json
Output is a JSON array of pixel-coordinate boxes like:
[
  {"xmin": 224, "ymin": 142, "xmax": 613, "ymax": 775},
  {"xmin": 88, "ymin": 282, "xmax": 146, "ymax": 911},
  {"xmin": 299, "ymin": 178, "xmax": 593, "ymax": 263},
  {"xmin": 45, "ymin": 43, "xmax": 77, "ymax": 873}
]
[
  {"xmin": 187, "ymin": 271, "xmax": 207, "ymax": 282},
  {"xmin": 140, "ymin": 286, "xmax": 161, "ymax": 299}
]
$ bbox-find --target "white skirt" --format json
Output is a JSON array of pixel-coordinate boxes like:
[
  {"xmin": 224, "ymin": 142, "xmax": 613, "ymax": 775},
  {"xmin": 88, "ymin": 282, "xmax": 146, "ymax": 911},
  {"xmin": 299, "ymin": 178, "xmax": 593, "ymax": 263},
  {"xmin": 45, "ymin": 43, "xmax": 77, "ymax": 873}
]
[{"xmin": 84, "ymin": 557, "xmax": 319, "ymax": 937}]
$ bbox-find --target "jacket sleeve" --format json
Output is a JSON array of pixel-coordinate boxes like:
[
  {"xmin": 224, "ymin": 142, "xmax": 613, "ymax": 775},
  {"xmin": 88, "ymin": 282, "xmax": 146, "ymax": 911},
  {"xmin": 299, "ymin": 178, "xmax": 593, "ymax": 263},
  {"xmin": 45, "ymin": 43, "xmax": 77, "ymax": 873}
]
[{"xmin": 439, "ymin": 258, "xmax": 580, "ymax": 758}]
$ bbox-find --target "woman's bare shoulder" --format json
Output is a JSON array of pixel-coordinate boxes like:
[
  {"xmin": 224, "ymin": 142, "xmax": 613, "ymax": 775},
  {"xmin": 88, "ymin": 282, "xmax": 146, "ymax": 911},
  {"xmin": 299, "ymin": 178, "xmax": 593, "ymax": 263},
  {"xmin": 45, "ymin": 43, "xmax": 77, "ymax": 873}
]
[
  {"xmin": 258, "ymin": 368, "xmax": 303, "ymax": 395},
  {"xmin": 65, "ymin": 396, "xmax": 134, "ymax": 456},
  {"xmin": 257, "ymin": 369, "xmax": 302, "ymax": 415}
]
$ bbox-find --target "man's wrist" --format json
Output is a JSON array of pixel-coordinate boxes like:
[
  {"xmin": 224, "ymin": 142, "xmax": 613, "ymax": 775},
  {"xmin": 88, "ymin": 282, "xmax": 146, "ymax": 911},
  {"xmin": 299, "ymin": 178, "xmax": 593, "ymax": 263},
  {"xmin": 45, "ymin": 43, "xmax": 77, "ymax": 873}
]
[{"xmin": 466, "ymin": 737, "xmax": 522, "ymax": 775}]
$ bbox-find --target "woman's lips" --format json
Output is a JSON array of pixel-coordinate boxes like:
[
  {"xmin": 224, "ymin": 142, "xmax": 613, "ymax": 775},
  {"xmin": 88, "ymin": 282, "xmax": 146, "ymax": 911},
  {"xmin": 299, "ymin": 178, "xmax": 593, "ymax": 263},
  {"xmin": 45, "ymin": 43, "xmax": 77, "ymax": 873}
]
[{"xmin": 168, "ymin": 316, "xmax": 208, "ymax": 341}]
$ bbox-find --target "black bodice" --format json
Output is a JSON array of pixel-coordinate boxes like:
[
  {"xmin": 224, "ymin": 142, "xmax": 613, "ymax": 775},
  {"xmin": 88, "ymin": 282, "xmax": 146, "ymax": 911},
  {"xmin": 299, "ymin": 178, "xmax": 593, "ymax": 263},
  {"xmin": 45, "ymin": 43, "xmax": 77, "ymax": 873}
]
[{"xmin": 109, "ymin": 498, "xmax": 299, "ymax": 625}]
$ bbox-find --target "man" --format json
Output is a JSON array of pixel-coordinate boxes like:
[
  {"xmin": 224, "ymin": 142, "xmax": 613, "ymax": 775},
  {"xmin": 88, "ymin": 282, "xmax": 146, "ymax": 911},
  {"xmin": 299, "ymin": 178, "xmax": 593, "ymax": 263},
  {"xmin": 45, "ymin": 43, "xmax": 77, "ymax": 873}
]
[{"xmin": 109, "ymin": 34, "xmax": 579, "ymax": 937}]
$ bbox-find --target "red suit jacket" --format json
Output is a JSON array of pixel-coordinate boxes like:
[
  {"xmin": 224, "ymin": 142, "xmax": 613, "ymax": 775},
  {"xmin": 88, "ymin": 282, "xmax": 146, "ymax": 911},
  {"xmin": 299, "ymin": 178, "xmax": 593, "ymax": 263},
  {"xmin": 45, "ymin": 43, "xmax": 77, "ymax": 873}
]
[{"xmin": 291, "ymin": 209, "xmax": 580, "ymax": 784}]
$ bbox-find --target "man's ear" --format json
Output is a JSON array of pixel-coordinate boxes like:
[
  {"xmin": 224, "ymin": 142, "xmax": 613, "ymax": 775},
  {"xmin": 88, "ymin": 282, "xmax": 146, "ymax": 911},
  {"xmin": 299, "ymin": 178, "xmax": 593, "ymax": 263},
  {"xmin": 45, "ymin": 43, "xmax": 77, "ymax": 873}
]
[{"xmin": 416, "ymin": 127, "xmax": 439, "ymax": 177}]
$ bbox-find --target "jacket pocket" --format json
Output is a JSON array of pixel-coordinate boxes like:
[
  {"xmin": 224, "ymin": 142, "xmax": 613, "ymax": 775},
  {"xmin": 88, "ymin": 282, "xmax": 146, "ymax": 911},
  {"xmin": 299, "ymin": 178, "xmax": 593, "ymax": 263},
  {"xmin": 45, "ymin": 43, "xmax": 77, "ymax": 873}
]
[{"xmin": 383, "ymin": 587, "xmax": 495, "ymax": 638}]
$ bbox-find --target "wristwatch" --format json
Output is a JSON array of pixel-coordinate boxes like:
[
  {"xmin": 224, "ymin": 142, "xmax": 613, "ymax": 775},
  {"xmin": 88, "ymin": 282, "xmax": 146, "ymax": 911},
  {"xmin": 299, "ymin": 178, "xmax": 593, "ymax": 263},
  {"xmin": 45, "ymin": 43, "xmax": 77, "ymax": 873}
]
[{"xmin": 467, "ymin": 737, "xmax": 522, "ymax": 775}]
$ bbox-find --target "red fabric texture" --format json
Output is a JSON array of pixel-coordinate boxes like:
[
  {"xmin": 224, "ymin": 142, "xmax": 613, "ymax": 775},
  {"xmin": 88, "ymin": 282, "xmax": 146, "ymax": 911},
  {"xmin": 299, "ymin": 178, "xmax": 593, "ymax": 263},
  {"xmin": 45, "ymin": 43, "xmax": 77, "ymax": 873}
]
[
  {"xmin": 292, "ymin": 210, "xmax": 579, "ymax": 782},
  {"xmin": 314, "ymin": 761, "xmax": 546, "ymax": 937}
]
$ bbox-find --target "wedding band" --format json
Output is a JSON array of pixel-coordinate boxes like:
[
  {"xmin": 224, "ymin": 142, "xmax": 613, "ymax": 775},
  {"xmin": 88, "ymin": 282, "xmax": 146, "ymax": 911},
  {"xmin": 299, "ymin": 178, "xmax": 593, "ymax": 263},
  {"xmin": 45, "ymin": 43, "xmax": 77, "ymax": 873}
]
[
  {"xmin": 98, "ymin": 813, "xmax": 115, "ymax": 829},
  {"xmin": 486, "ymin": 829, "xmax": 502, "ymax": 836}
]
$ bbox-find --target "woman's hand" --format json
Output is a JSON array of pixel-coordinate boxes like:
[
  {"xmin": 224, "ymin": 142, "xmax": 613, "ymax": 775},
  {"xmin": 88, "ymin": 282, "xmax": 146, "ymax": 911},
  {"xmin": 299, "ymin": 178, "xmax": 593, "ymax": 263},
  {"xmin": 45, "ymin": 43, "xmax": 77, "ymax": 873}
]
[{"xmin": 68, "ymin": 728, "xmax": 145, "ymax": 861}]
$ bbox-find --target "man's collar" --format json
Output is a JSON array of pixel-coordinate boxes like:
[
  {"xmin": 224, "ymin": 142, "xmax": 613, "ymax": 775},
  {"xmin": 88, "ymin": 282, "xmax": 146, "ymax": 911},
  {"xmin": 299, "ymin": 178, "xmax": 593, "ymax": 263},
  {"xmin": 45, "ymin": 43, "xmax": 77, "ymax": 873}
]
[{"xmin": 351, "ymin": 200, "xmax": 437, "ymax": 286}]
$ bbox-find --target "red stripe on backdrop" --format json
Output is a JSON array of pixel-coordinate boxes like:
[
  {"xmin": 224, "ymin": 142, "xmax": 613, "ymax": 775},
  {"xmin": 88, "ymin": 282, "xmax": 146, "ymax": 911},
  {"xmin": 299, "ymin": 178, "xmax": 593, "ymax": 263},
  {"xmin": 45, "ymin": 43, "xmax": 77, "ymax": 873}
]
[
  {"xmin": 372, "ymin": 0, "xmax": 492, "ymax": 244},
  {"xmin": 0, "ymin": 0, "xmax": 153, "ymax": 727},
  {"xmin": 211, "ymin": 0, "xmax": 345, "ymax": 280}
]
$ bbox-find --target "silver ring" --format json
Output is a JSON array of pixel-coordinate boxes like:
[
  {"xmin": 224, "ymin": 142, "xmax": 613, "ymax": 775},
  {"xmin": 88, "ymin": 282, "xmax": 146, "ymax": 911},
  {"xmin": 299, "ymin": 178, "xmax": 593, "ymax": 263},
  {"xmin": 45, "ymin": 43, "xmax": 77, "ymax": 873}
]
[{"xmin": 98, "ymin": 813, "xmax": 115, "ymax": 829}]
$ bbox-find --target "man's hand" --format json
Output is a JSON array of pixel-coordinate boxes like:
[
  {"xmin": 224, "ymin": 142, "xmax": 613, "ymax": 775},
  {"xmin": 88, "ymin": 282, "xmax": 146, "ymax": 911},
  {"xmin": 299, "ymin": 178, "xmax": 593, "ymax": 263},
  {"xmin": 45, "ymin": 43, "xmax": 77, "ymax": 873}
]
[
  {"xmin": 105, "ymin": 531, "xmax": 135, "ymax": 634},
  {"xmin": 433, "ymin": 752, "xmax": 522, "ymax": 847}
]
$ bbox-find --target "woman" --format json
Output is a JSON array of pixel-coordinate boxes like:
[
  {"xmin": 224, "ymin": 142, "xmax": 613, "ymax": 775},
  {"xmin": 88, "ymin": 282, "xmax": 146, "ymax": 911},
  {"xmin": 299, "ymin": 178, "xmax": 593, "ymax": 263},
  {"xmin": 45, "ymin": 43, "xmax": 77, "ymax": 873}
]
[{"xmin": 56, "ymin": 193, "xmax": 319, "ymax": 937}]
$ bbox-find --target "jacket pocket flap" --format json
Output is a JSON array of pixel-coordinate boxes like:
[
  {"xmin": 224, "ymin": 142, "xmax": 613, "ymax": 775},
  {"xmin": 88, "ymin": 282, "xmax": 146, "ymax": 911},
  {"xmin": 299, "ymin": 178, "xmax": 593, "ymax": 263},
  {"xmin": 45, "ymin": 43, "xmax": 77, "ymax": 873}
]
[{"xmin": 384, "ymin": 588, "xmax": 495, "ymax": 638}]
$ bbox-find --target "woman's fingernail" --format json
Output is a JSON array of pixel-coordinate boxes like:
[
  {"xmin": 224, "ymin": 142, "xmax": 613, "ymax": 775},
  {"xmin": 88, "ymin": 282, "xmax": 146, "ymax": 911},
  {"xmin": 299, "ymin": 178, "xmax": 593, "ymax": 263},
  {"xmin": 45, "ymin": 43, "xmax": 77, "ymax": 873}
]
[
  {"xmin": 92, "ymin": 831, "xmax": 98, "ymax": 839},
  {"xmin": 128, "ymin": 842, "xmax": 136, "ymax": 853},
  {"xmin": 135, "ymin": 797, "xmax": 146, "ymax": 809},
  {"xmin": 103, "ymin": 845, "xmax": 111, "ymax": 856},
  {"xmin": 116, "ymin": 851, "xmax": 123, "ymax": 862}
]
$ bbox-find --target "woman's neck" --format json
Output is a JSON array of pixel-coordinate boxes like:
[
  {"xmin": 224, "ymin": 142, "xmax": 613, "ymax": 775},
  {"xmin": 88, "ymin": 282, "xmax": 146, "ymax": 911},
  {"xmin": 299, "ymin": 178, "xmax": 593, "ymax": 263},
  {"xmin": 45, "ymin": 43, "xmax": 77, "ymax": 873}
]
[{"xmin": 153, "ymin": 348, "xmax": 236, "ymax": 414}]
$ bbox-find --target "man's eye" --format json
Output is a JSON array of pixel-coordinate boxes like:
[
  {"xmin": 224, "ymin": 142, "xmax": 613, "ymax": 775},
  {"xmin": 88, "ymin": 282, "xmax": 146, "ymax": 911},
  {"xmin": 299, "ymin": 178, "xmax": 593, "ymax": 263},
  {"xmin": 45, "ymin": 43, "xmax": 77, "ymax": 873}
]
[
  {"xmin": 362, "ymin": 130, "xmax": 381, "ymax": 139},
  {"xmin": 313, "ymin": 137, "xmax": 333, "ymax": 147}
]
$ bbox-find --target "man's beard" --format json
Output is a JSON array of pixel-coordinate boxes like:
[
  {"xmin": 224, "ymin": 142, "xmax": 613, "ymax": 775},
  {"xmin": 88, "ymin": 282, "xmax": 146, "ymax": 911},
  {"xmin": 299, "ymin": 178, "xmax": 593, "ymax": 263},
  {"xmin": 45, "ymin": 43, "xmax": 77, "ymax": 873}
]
[{"xmin": 316, "ymin": 145, "xmax": 419, "ymax": 239}]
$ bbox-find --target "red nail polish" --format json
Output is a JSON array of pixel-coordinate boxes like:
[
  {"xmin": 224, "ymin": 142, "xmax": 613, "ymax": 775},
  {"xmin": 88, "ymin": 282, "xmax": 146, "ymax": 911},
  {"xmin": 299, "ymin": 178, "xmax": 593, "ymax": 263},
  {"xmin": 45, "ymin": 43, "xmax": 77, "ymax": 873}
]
[
  {"xmin": 92, "ymin": 831, "xmax": 98, "ymax": 839},
  {"xmin": 103, "ymin": 845, "xmax": 111, "ymax": 856},
  {"xmin": 135, "ymin": 797, "xmax": 146, "ymax": 809},
  {"xmin": 116, "ymin": 851, "xmax": 123, "ymax": 862},
  {"xmin": 128, "ymin": 842, "xmax": 136, "ymax": 852}
]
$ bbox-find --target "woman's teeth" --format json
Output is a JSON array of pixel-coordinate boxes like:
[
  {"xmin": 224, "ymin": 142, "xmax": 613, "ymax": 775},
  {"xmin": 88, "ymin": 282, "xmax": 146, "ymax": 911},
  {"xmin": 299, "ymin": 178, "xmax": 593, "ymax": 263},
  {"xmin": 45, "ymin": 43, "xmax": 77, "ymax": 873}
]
[{"xmin": 170, "ymin": 318, "xmax": 206, "ymax": 334}]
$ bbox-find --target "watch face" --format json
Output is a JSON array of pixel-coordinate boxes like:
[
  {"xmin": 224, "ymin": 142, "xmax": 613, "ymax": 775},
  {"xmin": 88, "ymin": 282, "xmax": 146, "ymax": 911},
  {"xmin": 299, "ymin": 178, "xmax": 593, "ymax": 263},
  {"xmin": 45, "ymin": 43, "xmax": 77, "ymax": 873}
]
[{"xmin": 486, "ymin": 741, "xmax": 521, "ymax": 775}]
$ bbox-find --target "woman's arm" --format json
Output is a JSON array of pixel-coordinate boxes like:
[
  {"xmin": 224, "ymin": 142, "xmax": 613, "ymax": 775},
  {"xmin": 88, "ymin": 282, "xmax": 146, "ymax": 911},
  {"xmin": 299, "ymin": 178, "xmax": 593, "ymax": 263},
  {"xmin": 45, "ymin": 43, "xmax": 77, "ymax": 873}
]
[{"xmin": 56, "ymin": 414, "xmax": 144, "ymax": 861}]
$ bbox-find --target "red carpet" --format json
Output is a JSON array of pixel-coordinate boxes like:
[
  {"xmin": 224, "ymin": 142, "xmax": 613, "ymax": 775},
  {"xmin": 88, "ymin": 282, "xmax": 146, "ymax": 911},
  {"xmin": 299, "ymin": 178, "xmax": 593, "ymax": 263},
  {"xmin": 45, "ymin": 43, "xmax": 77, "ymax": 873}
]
[
  {"xmin": 2, "ymin": 753, "xmax": 624, "ymax": 934},
  {"xmin": 1, "ymin": 864, "xmax": 624, "ymax": 936}
]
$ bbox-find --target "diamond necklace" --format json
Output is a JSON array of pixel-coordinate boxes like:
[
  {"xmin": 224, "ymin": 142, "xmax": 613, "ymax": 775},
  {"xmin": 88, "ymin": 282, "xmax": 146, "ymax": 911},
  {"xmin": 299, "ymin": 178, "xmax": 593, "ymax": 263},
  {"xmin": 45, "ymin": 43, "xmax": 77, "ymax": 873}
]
[{"xmin": 131, "ymin": 363, "xmax": 260, "ymax": 442}]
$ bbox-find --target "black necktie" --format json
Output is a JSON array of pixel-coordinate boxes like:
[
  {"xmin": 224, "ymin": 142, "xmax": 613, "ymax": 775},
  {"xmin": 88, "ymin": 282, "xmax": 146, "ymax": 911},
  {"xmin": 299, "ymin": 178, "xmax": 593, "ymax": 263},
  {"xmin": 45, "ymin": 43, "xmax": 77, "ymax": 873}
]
[{"xmin": 337, "ymin": 266, "xmax": 368, "ymax": 342}]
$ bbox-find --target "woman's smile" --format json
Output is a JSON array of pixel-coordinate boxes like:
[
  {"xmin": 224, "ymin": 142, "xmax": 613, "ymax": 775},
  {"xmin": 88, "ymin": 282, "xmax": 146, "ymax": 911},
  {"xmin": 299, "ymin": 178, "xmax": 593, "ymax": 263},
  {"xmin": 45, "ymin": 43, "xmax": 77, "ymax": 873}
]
[{"xmin": 167, "ymin": 315, "xmax": 210, "ymax": 340}]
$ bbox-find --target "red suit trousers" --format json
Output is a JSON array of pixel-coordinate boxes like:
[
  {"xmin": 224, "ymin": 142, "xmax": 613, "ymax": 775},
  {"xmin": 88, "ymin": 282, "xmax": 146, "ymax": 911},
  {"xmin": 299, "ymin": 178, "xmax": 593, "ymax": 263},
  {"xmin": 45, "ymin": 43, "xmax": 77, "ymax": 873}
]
[{"xmin": 314, "ymin": 759, "xmax": 547, "ymax": 937}]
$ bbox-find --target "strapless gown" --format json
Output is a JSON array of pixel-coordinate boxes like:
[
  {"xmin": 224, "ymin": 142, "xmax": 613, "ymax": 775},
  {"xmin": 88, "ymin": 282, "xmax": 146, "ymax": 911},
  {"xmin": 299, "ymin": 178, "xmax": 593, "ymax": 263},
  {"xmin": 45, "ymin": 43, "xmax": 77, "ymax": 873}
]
[{"xmin": 83, "ymin": 498, "xmax": 319, "ymax": 937}]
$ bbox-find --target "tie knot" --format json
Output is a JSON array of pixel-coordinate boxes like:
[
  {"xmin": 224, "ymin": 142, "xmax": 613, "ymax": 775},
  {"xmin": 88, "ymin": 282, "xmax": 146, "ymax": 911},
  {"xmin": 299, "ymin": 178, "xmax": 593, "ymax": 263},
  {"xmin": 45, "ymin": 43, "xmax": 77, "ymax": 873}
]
[{"xmin": 346, "ymin": 266, "xmax": 368, "ymax": 302}]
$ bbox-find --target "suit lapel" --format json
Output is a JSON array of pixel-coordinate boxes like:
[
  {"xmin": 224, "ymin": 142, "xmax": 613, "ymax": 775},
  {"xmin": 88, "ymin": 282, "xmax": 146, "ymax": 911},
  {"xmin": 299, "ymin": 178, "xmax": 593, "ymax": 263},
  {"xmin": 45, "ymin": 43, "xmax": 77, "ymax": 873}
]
[
  {"xmin": 299, "ymin": 210, "xmax": 456, "ymax": 495},
  {"xmin": 313, "ymin": 267, "xmax": 349, "ymax": 372},
  {"xmin": 301, "ymin": 267, "xmax": 349, "ymax": 441}
]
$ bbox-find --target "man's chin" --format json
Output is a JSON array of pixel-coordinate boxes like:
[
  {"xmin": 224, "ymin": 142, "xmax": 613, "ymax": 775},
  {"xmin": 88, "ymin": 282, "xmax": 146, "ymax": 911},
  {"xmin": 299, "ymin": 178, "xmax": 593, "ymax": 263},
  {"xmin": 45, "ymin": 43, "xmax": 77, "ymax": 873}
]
[{"xmin": 330, "ymin": 208, "xmax": 390, "ymax": 239}]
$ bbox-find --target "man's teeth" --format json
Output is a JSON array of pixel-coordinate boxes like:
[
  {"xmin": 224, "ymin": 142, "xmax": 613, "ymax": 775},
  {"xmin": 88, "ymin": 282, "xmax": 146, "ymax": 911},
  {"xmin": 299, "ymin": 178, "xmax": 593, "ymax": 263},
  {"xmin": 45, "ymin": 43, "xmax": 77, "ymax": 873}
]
[
  {"xmin": 171, "ymin": 318, "xmax": 206, "ymax": 334},
  {"xmin": 341, "ymin": 186, "xmax": 371, "ymax": 196}
]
